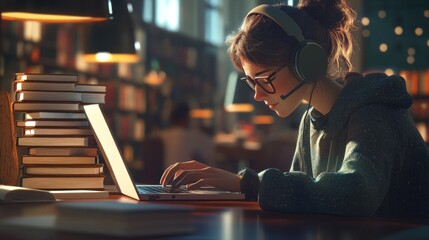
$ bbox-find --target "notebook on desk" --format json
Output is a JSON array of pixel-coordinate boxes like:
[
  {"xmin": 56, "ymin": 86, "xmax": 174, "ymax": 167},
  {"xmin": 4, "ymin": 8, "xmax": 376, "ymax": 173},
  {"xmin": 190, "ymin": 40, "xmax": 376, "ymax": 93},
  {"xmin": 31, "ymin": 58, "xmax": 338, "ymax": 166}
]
[{"xmin": 83, "ymin": 104, "xmax": 244, "ymax": 201}]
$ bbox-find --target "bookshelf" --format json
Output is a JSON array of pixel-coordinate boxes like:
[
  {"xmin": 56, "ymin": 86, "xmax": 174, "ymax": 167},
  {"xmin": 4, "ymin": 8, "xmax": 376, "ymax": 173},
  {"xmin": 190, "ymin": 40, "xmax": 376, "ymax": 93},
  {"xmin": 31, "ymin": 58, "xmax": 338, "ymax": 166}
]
[
  {"xmin": 360, "ymin": 0, "xmax": 429, "ymax": 144},
  {"xmin": 400, "ymin": 70, "xmax": 429, "ymax": 144},
  {"xmin": 1, "ymin": 16, "xmax": 219, "ymax": 176}
]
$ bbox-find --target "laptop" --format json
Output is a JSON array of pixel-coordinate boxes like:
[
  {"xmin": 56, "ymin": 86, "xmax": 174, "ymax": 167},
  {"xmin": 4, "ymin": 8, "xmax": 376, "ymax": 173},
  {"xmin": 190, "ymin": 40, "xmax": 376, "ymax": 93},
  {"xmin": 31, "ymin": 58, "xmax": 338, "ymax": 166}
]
[{"xmin": 83, "ymin": 104, "xmax": 245, "ymax": 201}]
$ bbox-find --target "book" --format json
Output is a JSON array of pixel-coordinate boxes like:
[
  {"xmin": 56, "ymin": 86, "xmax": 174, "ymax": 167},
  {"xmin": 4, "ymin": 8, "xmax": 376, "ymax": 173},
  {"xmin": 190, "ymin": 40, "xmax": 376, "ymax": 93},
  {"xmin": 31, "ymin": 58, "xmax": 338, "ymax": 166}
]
[
  {"xmin": 24, "ymin": 128, "xmax": 93, "ymax": 136},
  {"xmin": 14, "ymin": 82, "xmax": 76, "ymax": 92},
  {"xmin": 20, "ymin": 175, "xmax": 105, "ymax": 190},
  {"xmin": 55, "ymin": 201, "xmax": 193, "ymax": 237},
  {"xmin": 16, "ymin": 91, "xmax": 82, "ymax": 102},
  {"xmin": 0, "ymin": 202, "xmax": 193, "ymax": 238},
  {"xmin": 75, "ymin": 84, "xmax": 107, "ymax": 93},
  {"xmin": 15, "ymin": 73, "xmax": 78, "ymax": 82},
  {"xmin": 25, "ymin": 112, "xmax": 87, "ymax": 120},
  {"xmin": 16, "ymin": 91, "xmax": 106, "ymax": 104},
  {"xmin": 49, "ymin": 190, "xmax": 109, "ymax": 199},
  {"xmin": 21, "ymin": 156, "xmax": 98, "ymax": 164},
  {"xmin": 18, "ymin": 136, "xmax": 93, "ymax": 147},
  {"xmin": 17, "ymin": 120, "xmax": 90, "ymax": 127},
  {"xmin": 28, "ymin": 147, "xmax": 98, "ymax": 156},
  {"xmin": 81, "ymin": 92, "xmax": 106, "ymax": 104},
  {"xmin": 0, "ymin": 185, "xmax": 56, "ymax": 202},
  {"xmin": 13, "ymin": 102, "xmax": 83, "ymax": 112},
  {"xmin": 23, "ymin": 164, "xmax": 104, "ymax": 175}
]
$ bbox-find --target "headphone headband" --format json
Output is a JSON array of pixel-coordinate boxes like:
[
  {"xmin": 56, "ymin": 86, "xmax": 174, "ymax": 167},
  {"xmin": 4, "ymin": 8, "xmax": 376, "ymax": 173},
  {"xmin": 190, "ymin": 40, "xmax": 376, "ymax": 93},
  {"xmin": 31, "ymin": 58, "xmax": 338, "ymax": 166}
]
[
  {"xmin": 245, "ymin": 4, "xmax": 327, "ymax": 84},
  {"xmin": 247, "ymin": 4, "xmax": 305, "ymax": 43}
]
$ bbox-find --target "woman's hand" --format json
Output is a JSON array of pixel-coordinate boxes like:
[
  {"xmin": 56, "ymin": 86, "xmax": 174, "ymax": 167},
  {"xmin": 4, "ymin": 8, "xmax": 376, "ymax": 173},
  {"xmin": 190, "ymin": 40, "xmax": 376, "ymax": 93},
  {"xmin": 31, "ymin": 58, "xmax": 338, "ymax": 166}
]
[{"xmin": 160, "ymin": 160, "xmax": 242, "ymax": 192}]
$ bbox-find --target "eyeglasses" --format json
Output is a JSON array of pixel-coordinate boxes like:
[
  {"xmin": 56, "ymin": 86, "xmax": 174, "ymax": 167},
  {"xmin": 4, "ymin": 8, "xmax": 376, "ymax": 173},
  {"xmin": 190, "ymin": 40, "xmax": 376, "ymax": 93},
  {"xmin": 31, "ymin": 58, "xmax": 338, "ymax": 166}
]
[{"xmin": 240, "ymin": 64, "xmax": 287, "ymax": 94}]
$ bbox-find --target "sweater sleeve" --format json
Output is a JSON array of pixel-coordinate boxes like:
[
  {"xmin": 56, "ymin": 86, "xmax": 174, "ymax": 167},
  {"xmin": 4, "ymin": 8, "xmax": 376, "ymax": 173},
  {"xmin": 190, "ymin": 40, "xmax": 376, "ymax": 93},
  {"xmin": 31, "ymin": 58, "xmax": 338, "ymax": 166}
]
[
  {"xmin": 238, "ymin": 168, "xmax": 260, "ymax": 200},
  {"xmin": 257, "ymin": 106, "xmax": 396, "ymax": 216}
]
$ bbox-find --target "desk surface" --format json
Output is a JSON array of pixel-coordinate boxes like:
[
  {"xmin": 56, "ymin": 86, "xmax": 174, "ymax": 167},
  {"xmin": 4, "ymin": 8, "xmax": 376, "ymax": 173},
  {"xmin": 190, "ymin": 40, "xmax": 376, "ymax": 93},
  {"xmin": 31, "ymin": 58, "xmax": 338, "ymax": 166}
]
[{"xmin": 0, "ymin": 194, "xmax": 428, "ymax": 240}]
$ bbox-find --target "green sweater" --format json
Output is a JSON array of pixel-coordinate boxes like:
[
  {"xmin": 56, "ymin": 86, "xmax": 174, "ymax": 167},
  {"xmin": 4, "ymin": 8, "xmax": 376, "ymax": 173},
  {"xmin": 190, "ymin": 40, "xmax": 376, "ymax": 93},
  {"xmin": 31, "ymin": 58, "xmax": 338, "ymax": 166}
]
[{"xmin": 240, "ymin": 73, "xmax": 429, "ymax": 217}]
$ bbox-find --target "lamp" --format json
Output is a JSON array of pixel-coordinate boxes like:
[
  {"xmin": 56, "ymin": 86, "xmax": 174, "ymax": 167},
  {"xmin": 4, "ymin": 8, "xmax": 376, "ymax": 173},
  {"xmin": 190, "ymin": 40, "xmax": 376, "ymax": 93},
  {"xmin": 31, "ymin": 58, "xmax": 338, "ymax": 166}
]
[
  {"xmin": 251, "ymin": 102, "xmax": 275, "ymax": 125},
  {"xmin": 224, "ymin": 71, "xmax": 254, "ymax": 112},
  {"xmin": 81, "ymin": 0, "xmax": 139, "ymax": 63},
  {"xmin": 1, "ymin": 0, "xmax": 112, "ymax": 23},
  {"xmin": 190, "ymin": 108, "xmax": 214, "ymax": 119}
]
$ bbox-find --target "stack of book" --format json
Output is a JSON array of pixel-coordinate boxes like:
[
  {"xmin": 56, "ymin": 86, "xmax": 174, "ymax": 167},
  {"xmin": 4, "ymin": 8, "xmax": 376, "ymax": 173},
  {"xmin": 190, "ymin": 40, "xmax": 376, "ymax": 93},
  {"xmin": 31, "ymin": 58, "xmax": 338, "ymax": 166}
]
[{"xmin": 12, "ymin": 73, "xmax": 106, "ymax": 190}]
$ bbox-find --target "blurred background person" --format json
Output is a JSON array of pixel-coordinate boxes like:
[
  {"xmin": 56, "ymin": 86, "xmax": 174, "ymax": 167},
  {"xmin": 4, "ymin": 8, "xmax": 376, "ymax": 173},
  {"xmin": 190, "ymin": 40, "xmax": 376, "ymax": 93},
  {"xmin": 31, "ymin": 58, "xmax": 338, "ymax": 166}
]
[{"xmin": 152, "ymin": 102, "xmax": 216, "ymax": 169}]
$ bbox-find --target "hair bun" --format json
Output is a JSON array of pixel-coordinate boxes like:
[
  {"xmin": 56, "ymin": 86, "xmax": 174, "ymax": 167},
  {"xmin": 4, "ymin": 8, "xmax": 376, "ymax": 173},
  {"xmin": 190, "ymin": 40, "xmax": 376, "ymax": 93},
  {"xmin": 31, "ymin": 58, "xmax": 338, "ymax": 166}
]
[{"xmin": 299, "ymin": 0, "xmax": 355, "ymax": 31}]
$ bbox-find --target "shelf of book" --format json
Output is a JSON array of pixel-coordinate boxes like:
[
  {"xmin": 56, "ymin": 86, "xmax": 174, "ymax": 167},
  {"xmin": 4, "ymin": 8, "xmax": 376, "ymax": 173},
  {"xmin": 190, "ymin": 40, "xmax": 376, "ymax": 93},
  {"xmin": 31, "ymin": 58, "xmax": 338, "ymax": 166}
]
[{"xmin": 400, "ymin": 70, "xmax": 429, "ymax": 144}]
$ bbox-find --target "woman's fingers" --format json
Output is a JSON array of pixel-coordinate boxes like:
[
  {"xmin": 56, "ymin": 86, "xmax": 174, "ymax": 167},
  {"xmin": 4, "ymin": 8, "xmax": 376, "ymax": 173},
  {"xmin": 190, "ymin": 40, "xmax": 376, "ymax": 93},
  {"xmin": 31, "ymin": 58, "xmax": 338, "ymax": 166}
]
[
  {"xmin": 160, "ymin": 161, "xmax": 241, "ymax": 192},
  {"xmin": 159, "ymin": 160, "xmax": 207, "ymax": 186},
  {"xmin": 170, "ymin": 167, "xmax": 211, "ymax": 190}
]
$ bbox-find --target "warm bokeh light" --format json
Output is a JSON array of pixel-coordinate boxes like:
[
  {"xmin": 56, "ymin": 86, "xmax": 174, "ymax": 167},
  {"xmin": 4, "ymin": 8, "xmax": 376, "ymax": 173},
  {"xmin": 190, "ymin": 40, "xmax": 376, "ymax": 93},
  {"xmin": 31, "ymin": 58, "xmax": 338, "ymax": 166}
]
[
  {"xmin": 427, "ymin": 39, "xmax": 429, "ymax": 47},
  {"xmin": 407, "ymin": 56, "xmax": 415, "ymax": 64},
  {"xmin": 2, "ymin": 12, "xmax": 107, "ymax": 23},
  {"xmin": 190, "ymin": 109, "xmax": 214, "ymax": 119},
  {"xmin": 144, "ymin": 70, "xmax": 167, "ymax": 86},
  {"xmin": 415, "ymin": 27, "xmax": 423, "ymax": 36},
  {"xmin": 362, "ymin": 29, "xmax": 370, "ymax": 37},
  {"xmin": 225, "ymin": 104, "xmax": 254, "ymax": 113},
  {"xmin": 251, "ymin": 115, "xmax": 274, "ymax": 125},
  {"xmin": 24, "ymin": 129, "xmax": 35, "ymax": 136},
  {"xmin": 82, "ymin": 53, "xmax": 140, "ymax": 63},
  {"xmin": 379, "ymin": 43, "xmax": 388, "ymax": 52},
  {"xmin": 24, "ymin": 121, "xmax": 36, "ymax": 127},
  {"xmin": 394, "ymin": 26, "xmax": 403, "ymax": 35},
  {"xmin": 407, "ymin": 48, "xmax": 415, "ymax": 56},
  {"xmin": 361, "ymin": 17, "xmax": 370, "ymax": 26},
  {"xmin": 384, "ymin": 68, "xmax": 394, "ymax": 76},
  {"xmin": 424, "ymin": 9, "xmax": 429, "ymax": 18},
  {"xmin": 378, "ymin": 10, "xmax": 386, "ymax": 19}
]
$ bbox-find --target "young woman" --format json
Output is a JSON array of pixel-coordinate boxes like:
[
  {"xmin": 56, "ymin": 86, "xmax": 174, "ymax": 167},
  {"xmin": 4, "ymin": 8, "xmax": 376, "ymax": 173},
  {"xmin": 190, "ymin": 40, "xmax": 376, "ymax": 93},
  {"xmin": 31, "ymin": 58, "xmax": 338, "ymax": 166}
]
[{"xmin": 160, "ymin": 0, "xmax": 429, "ymax": 217}]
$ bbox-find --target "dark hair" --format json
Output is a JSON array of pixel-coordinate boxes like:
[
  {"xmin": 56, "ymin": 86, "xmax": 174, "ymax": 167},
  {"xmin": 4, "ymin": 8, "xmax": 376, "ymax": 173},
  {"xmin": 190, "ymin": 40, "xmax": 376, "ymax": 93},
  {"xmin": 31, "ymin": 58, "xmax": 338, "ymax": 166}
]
[{"xmin": 226, "ymin": 0, "xmax": 356, "ymax": 80}]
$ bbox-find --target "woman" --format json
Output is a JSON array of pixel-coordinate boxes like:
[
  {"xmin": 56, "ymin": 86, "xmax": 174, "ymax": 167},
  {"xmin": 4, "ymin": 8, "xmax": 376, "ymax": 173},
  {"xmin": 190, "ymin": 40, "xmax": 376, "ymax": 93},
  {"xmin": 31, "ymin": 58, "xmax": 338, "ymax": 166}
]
[{"xmin": 160, "ymin": 0, "xmax": 429, "ymax": 217}]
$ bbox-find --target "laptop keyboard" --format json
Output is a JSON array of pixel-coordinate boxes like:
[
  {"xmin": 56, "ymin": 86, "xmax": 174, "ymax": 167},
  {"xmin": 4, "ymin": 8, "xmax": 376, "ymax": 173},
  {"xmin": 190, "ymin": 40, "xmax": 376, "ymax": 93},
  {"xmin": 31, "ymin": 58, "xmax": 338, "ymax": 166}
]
[{"xmin": 137, "ymin": 185, "xmax": 187, "ymax": 194}]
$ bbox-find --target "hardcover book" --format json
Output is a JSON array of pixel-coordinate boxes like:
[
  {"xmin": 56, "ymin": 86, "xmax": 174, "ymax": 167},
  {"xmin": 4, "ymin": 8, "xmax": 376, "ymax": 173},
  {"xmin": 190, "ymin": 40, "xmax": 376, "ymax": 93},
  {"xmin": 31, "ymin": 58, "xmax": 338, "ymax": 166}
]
[
  {"xmin": 14, "ymin": 82, "xmax": 76, "ymax": 92},
  {"xmin": 21, "ymin": 156, "xmax": 98, "ymax": 165},
  {"xmin": 17, "ymin": 120, "xmax": 90, "ymax": 128},
  {"xmin": 15, "ymin": 73, "xmax": 78, "ymax": 82},
  {"xmin": 20, "ymin": 175, "xmax": 105, "ymax": 190},
  {"xmin": 75, "ymin": 84, "xmax": 107, "ymax": 93},
  {"xmin": 24, "ymin": 128, "xmax": 93, "ymax": 136},
  {"xmin": 13, "ymin": 102, "xmax": 84, "ymax": 112},
  {"xmin": 28, "ymin": 147, "xmax": 98, "ymax": 157},
  {"xmin": 18, "ymin": 136, "xmax": 94, "ymax": 147},
  {"xmin": 25, "ymin": 112, "xmax": 87, "ymax": 120},
  {"xmin": 16, "ymin": 91, "xmax": 82, "ymax": 102},
  {"xmin": 16, "ymin": 91, "xmax": 105, "ymax": 104},
  {"xmin": 23, "ymin": 164, "xmax": 104, "ymax": 175}
]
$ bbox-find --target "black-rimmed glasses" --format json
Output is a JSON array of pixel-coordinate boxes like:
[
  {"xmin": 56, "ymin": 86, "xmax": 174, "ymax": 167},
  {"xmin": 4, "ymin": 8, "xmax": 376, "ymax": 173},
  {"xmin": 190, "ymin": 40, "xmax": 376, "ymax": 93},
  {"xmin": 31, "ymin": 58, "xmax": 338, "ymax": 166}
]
[{"xmin": 240, "ymin": 64, "xmax": 287, "ymax": 94}]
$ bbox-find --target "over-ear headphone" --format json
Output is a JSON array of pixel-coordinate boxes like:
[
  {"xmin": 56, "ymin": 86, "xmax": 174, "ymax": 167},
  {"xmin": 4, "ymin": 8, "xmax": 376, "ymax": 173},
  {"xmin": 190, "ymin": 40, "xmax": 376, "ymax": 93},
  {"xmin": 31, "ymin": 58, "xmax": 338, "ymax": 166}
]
[{"xmin": 246, "ymin": 4, "xmax": 327, "ymax": 84}]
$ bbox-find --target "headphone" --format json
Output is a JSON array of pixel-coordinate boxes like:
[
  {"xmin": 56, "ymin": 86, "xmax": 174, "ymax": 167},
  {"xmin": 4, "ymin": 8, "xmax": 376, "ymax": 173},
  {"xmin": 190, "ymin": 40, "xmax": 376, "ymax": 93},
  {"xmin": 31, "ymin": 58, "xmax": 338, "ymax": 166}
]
[{"xmin": 246, "ymin": 4, "xmax": 327, "ymax": 85}]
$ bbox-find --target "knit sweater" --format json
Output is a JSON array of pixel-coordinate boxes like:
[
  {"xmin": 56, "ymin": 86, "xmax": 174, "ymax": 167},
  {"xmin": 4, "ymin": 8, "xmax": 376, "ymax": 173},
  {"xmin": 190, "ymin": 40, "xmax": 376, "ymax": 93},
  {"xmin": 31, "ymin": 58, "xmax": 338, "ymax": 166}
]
[{"xmin": 239, "ymin": 73, "xmax": 429, "ymax": 217}]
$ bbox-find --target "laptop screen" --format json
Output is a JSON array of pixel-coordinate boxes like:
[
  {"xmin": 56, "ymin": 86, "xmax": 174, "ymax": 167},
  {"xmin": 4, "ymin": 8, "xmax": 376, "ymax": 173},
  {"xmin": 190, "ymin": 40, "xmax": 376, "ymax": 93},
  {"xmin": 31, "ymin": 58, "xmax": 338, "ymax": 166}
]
[{"xmin": 84, "ymin": 104, "xmax": 139, "ymax": 199}]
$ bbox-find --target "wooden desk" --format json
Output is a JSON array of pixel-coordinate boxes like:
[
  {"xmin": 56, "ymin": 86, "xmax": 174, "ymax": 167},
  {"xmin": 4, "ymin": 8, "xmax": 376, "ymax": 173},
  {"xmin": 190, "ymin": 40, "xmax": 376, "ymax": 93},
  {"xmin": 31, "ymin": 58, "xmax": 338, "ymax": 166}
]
[{"xmin": 0, "ymin": 194, "xmax": 428, "ymax": 240}]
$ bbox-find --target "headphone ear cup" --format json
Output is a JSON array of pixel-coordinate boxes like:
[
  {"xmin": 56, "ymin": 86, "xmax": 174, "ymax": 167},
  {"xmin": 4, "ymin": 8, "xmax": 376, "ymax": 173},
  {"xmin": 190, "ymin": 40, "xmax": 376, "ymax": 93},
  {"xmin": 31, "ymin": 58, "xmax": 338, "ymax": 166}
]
[{"xmin": 295, "ymin": 42, "xmax": 328, "ymax": 84}]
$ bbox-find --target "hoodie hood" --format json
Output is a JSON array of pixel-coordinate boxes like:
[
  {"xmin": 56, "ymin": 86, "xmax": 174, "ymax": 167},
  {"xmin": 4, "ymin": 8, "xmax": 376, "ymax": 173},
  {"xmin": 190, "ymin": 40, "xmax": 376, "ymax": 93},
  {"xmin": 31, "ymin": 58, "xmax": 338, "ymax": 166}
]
[{"xmin": 310, "ymin": 73, "xmax": 413, "ymax": 134}]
